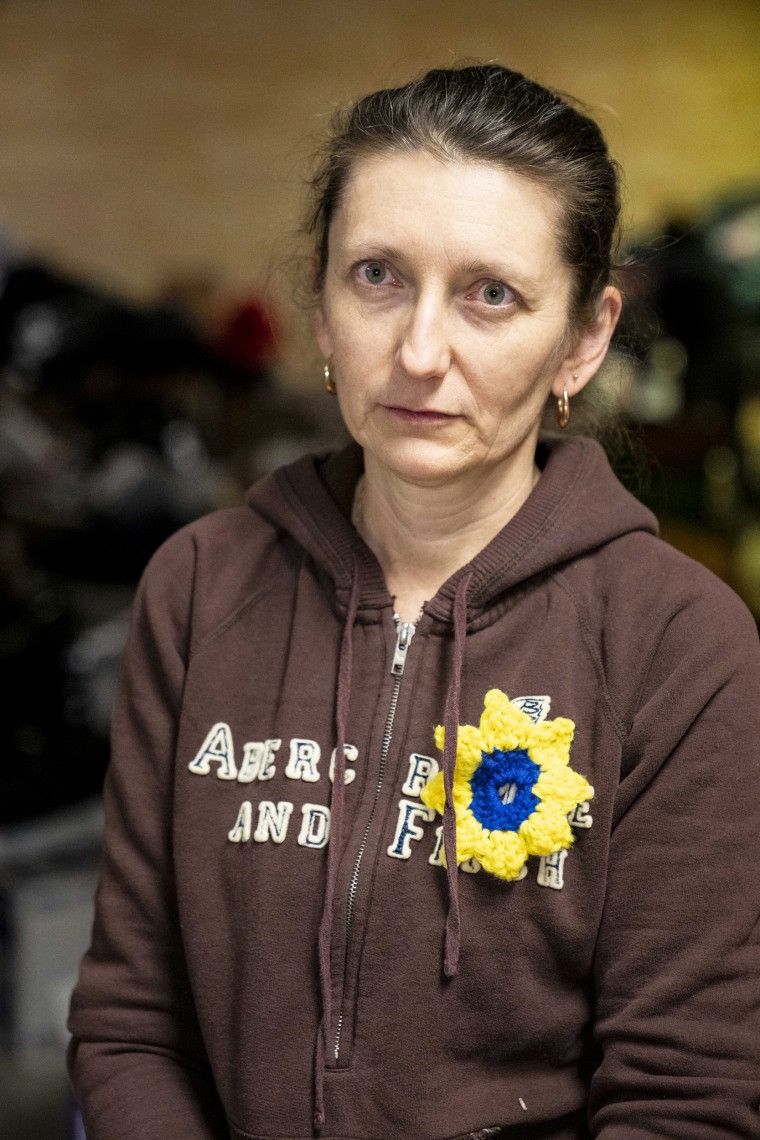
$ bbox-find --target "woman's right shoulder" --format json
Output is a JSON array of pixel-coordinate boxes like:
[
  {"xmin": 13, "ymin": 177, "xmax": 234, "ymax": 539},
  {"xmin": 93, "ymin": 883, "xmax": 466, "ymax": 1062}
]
[
  {"xmin": 133, "ymin": 504, "xmax": 287, "ymax": 650},
  {"xmin": 145, "ymin": 504, "xmax": 272, "ymax": 575}
]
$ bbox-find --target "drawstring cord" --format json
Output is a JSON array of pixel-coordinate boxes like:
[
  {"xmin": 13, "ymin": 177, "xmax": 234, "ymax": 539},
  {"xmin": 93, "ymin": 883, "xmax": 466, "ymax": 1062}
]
[
  {"xmin": 442, "ymin": 571, "xmax": 472, "ymax": 978},
  {"xmin": 313, "ymin": 564, "xmax": 360, "ymax": 1135}
]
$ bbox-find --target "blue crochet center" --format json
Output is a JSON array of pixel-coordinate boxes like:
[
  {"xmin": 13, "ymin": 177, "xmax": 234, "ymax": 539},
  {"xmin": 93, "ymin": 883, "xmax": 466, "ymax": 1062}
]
[{"xmin": 469, "ymin": 748, "xmax": 541, "ymax": 833}]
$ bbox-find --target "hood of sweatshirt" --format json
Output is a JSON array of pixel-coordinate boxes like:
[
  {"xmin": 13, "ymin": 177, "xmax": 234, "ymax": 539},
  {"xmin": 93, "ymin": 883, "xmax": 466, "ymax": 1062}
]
[{"xmin": 246, "ymin": 434, "xmax": 658, "ymax": 620}]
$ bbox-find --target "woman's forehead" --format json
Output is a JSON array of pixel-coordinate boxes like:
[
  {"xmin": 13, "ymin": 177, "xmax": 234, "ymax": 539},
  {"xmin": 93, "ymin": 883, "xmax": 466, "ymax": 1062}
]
[
  {"xmin": 342, "ymin": 149, "xmax": 559, "ymax": 218},
  {"xmin": 332, "ymin": 150, "xmax": 568, "ymax": 286}
]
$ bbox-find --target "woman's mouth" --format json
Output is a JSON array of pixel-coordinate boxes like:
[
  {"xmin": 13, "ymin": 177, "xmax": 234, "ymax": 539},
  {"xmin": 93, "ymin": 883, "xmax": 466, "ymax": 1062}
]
[{"xmin": 383, "ymin": 405, "xmax": 457, "ymax": 425}]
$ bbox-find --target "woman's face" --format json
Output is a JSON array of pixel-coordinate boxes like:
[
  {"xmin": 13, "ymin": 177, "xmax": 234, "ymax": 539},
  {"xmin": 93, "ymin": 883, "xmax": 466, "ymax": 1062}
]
[{"xmin": 316, "ymin": 150, "xmax": 617, "ymax": 489}]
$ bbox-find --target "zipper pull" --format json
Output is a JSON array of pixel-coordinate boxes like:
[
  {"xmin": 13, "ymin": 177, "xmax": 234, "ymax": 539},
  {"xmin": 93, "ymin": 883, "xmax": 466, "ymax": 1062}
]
[{"xmin": 391, "ymin": 620, "xmax": 416, "ymax": 677}]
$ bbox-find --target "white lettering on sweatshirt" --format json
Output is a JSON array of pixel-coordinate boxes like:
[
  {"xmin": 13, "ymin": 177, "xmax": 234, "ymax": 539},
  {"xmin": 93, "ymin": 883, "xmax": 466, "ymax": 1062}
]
[
  {"xmin": 387, "ymin": 799, "xmax": 435, "ymax": 859},
  {"xmin": 537, "ymin": 850, "xmax": 568, "ymax": 890},
  {"xmin": 285, "ymin": 739, "xmax": 321, "ymax": 783},
  {"xmin": 188, "ymin": 730, "xmax": 359, "ymax": 785},
  {"xmin": 228, "ymin": 800, "xmax": 252, "ymax": 842},
  {"xmin": 254, "ymin": 801, "xmax": 294, "ymax": 843},
  {"xmin": 401, "ymin": 753, "xmax": 439, "ymax": 797},
  {"xmin": 328, "ymin": 744, "xmax": 358, "ymax": 784},
  {"xmin": 297, "ymin": 804, "xmax": 331, "ymax": 849},
  {"xmin": 237, "ymin": 739, "xmax": 282, "ymax": 783},
  {"xmin": 189, "ymin": 722, "xmax": 238, "ymax": 780}
]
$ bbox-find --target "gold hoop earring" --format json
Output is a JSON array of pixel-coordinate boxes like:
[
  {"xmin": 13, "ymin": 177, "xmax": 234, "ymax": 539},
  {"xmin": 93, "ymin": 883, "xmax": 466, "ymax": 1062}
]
[
  {"xmin": 556, "ymin": 387, "xmax": 570, "ymax": 429},
  {"xmin": 323, "ymin": 361, "xmax": 336, "ymax": 394}
]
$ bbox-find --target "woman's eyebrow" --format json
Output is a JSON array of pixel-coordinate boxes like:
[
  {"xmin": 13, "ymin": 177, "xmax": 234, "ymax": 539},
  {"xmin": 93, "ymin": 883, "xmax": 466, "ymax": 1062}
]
[
  {"xmin": 457, "ymin": 255, "xmax": 539, "ymax": 281},
  {"xmin": 338, "ymin": 241, "xmax": 405, "ymax": 263}
]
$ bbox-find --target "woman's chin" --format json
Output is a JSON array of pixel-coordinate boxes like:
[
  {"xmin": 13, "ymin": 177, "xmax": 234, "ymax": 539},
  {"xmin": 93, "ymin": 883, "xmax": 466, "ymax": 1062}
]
[{"xmin": 361, "ymin": 435, "xmax": 480, "ymax": 488}]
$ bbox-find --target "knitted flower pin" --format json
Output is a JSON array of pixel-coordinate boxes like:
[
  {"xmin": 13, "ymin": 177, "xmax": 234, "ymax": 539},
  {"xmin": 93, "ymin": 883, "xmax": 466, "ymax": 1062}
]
[{"xmin": 420, "ymin": 689, "xmax": 593, "ymax": 882}]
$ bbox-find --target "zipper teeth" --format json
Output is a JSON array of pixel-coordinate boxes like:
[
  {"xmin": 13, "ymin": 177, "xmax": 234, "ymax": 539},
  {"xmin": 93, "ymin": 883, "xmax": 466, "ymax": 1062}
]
[
  {"xmin": 334, "ymin": 674, "xmax": 401, "ymax": 1059},
  {"xmin": 334, "ymin": 674, "xmax": 403, "ymax": 1057},
  {"xmin": 347, "ymin": 680, "xmax": 401, "ymax": 923}
]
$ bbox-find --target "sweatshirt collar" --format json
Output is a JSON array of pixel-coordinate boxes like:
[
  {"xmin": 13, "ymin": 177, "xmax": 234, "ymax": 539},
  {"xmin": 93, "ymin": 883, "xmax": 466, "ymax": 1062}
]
[{"xmin": 246, "ymin": 434, "xmax": 658, "ymax": 623}]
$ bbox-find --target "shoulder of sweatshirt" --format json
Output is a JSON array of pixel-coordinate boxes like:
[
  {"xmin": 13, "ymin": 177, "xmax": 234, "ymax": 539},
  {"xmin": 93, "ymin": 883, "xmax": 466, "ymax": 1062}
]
[
  {"xmin": 553, "ymin": 527, "xmax": 760, "ymax": 734},
  {"xmin": 132, "ymin": 504, "xmax": 287, "ymax": 659}
]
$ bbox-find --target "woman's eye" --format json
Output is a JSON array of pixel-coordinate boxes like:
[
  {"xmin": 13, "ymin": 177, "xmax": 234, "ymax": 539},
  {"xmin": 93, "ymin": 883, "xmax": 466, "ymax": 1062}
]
[
  {"xmin": 360, "ymin": 261, "xmax": 391, "ymax": 285},
  {"xmin": 477, "ymin": 280, "xmax": 514, "ymax": 307}
]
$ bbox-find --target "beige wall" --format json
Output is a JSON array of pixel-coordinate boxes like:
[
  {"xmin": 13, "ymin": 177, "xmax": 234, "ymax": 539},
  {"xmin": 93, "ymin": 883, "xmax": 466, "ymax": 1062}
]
[{"xmin": 1, "ymin": 0, "xmax": 759, "ymax": 374}]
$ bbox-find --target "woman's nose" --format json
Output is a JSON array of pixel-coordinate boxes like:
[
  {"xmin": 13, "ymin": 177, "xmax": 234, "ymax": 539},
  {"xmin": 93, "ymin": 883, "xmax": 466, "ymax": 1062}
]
[{"xmin": 397, "ymin": 295, "xmax": 451, "ymax": 380}]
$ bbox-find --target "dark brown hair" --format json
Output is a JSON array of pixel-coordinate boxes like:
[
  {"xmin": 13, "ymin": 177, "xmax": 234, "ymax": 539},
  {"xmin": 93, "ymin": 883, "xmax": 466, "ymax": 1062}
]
[{"xmin": 306, "ymin": 63, "xmax": 622, "ymax": 330}]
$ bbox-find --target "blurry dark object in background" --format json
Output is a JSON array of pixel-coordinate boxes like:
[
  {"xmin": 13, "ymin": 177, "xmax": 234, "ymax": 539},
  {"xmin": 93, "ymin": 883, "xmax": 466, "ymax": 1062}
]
[
  {"xmin": 630, "ymin": 192, "xmax": 760, "ymax": 423},
  {"xmin": 704, "ymin": 193, "xmax": 760, "ymax": 316},
  {"xmin": 1, "ymin": 260, "xmax": 216, "ymax": 399},
  {"xmin": 0, "ymin": 522, "xmax": 112, "ymax": 826},
  {"xmin": 650, "ymin": 217, "xmax": 740, "ymax": 416},
  {"xmin": 0, "ymin": 259, "xmax": 251, "ymax": 580}
]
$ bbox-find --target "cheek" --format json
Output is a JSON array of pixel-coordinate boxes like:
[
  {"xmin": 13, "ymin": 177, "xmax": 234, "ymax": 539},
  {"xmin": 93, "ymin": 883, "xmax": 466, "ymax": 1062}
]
[
  {"xmin": 473, "ymin": 348, "xmax": 561, "ymax": 432},
  {"xmin": 322, "ymin": 300, "xmax": 379, "ymax": 360},
  {"xmin": 333, "ymin": 321, "xmax": 399, "ymax": 390}
]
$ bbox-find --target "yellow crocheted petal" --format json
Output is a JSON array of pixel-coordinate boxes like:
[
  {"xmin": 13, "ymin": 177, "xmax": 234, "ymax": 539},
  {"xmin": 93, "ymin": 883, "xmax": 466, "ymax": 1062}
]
[
  {"xmin": 490, "ymin": 730, "xmax": 523, "ymax": 757},
  {"xmin": 519, "ymin": 806, "xmax": 575, "ymax": 856},
  {"xmin": 532, "ymin": 732, "xmax": 574, "ymax": 767},
  {"xmin": 457, "ymin": 733, "xmax": 487, "ymax": 779},
  {"xmin": 420, "ymin": 771, "xmax": 445, "ymax": 813},
  {"xmin": 529, "ymin": 729, "xmax": 574, "ymax": 770},
  {"xmin": 533, "ymin": 716, "xmax": 575, "ymax": 745},
  {"xmin": 421, "ymin": 779, "xmax": 479, "ymax": 844},
  {"xmin": 483, "ymin": 688, "xmax": 516, "ymax": 715},
  {"xmin": 423, "ymin": 769, "xmax": 485, "ymax": 815},
  {"xmin": 479, "ymin": 718, "xmax": 520, "ymax": 755},
  {"xmin": 533, "ymin": 767, "xmax": 593, "ymax": 814},
  {"xmin": 480, "ymin": 690, "xmax": 528, "ymax": 743},
  {"xmin": 451, "ymin": 778, "xmax": 474, "ymax": 811},
  {"xmin": 423, "ymin": 746, "xmax": 481, "ymax": 820},
  {"xmin": 437, "ymin": 722, "xmax": 483, "ymax": 751},
  {"xmin": 456, "ymin": 811, "xmax": 485, "ymax": 857},
  {"xmin": 478, "ymin": 827, "xmax": 529, "ymax": 881},
  {"xmin": 528, "ymin": 746, "xmax": 559, "ymax": 775},
  {"xmin": 434, "ymin": 723, "xmax": 483, "ymax": 772},
  {"xmin": 436, "ymin": 811, "xmax": 480, "ymax": 869},
  {"xmin": 486, "ymin": 688, "xmax": 536, "ymax": 725},
  {"xmin": 568, "ymin": 769, "xmax": 594, "ymax": 803}
]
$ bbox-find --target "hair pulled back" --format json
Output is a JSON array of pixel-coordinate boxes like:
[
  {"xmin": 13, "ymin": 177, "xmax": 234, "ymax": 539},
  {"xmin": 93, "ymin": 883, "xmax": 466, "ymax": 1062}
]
[{"xmin": 307, "ymin": 64, "xmax": 621, "ymax": 329}]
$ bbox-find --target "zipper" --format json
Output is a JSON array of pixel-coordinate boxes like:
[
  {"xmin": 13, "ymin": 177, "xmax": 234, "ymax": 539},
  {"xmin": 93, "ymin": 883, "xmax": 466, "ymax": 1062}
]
[{"xmin": 333, "ymin": 615, "xmax": 416, "ymax": 1062}]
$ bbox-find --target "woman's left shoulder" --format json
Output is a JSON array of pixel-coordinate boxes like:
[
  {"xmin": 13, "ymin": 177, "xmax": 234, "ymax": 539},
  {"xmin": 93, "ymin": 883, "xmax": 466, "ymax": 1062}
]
[
  {"xmin": 586, "ymin": 527, "xmax": 756, "ymax": 639},
  {"xmin": 562, "ymin": 529, "xmax": 759, "ymax": 731}
]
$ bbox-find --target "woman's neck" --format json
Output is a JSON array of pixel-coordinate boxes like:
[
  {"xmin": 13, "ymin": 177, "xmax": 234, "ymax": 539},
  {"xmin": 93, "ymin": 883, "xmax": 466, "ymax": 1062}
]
[{"xmin": 354, "ymin": 453, "xmax": 541, "ymax": 622}]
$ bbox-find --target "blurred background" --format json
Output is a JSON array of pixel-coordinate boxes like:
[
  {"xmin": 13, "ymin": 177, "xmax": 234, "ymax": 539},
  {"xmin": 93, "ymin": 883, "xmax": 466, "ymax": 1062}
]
[{"xmin": 0, "ymin": 1, "xmax": 759, "ymax": 1136}]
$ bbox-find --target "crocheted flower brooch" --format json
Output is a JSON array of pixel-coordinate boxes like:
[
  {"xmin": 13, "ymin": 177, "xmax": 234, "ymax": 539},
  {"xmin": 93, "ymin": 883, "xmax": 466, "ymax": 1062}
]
[{"xmin": 420, "ymin": 688, "xmax": 593, "ymax": 882}]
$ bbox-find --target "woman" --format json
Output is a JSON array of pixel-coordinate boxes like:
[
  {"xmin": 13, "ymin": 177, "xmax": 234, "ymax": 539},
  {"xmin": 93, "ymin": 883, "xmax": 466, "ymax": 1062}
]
[{"xmin": 68, "ymin": 65, "xmax": 760, "ymax": 1139}]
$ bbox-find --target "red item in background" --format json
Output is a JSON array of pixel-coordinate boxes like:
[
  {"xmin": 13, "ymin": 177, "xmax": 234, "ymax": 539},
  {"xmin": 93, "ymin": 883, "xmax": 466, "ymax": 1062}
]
[{"xmin": 214, "ymin": 296, "xmax": 278, "ymax": 372}]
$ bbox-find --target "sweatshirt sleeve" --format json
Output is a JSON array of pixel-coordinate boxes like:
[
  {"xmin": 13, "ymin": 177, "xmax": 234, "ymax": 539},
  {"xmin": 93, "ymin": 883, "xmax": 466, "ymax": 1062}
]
[
  {"xmin": 589, "ymin": 583, "xmax": 760, "ymax": 1139},
  {"xmin": 67, "ymin": 530, "xmax": 229, "ymax": 1140}
]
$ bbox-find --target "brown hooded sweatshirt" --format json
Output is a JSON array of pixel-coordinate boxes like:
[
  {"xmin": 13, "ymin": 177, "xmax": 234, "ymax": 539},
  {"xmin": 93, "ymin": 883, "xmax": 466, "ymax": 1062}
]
[{"xmin": 68, "ymin": 435, "xmax": 760, "ymax": 1140}]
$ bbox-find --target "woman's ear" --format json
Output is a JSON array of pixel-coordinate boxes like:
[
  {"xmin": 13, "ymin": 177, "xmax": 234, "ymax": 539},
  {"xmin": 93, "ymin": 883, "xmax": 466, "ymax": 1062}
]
[
  {"xmin": 553, "ymin": 285, "xmax": 622, "ymax": 400},
  {"xmin": 314, "ymin": 302, "xmax": 333, "ymax": 361}
]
